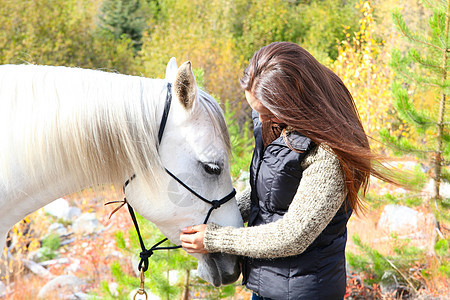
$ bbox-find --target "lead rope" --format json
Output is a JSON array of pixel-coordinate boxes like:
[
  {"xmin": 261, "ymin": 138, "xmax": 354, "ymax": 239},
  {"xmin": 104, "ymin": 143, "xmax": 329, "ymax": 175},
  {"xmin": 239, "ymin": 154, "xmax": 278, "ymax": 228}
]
[{"xmin": 107, "ymin": 82, "xmax": 236, "ymax": 299}]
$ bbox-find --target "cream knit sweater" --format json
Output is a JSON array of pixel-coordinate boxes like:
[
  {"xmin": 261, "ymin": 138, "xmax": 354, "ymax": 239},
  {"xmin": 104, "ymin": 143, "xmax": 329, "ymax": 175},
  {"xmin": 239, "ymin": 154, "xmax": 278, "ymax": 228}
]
[{"xmin": 204, "ymin": 145, "xmax": 347, "ymax": 259}]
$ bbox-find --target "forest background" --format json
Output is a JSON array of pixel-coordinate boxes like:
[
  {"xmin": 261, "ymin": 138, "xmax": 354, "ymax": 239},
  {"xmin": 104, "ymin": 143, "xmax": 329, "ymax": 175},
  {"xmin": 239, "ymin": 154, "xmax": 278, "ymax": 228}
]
[{"xmin": 0, "ymin": 0, "xmax": 449, "ymax": 299}]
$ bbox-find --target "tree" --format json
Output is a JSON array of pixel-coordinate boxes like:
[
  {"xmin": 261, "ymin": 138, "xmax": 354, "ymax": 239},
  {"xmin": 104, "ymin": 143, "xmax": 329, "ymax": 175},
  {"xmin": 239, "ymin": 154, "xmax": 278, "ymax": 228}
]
[
  {"xmin": 238, "ymin": 0, "xmax": 301, "ymax": 60},
  {"xmin": 98, "ymin": 0, "xmax": 147, "ymax": 51},
  {"xmin": 299, "ymin": 0, "xmax": 360, "ymax": 62},
  {"xmin": 0, "ymin": 0, "xmax": 138, "ymax": 74},
  {"xmin": 235, "ymin": 0, "xmax": 361, "ymax": 63},
  {"xmin": 380, "ymin": 0, "xmax": 449, "ymax": 209},
  {"xmin": 332, "ymin": 1, "xmax": 395, "ymax": 144},
  {"xmin": 139, "ymin": 0, "xmax": 246, "ymax": 109},
  {"xmin": 102, "ymin": 214, "xmax": 236, "ymax": 299}
]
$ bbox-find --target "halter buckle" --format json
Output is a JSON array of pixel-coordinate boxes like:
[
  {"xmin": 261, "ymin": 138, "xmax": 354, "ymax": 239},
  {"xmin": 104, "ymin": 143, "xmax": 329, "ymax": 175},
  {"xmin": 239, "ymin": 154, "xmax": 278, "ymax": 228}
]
[{"xmin": 133, "ymin": 269, "xmax": 148, "ymax": 300}]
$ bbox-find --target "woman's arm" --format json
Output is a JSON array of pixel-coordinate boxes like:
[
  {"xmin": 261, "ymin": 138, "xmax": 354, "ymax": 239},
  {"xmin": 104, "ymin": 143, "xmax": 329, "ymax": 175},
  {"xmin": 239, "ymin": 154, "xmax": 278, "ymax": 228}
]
[
  {"xmin": 179, "ymin": 185, "xmax": 251, "ymax": 253},
  {"xmin": 201, "ymin": 145, "xmax": 346, "ymax": 259}
]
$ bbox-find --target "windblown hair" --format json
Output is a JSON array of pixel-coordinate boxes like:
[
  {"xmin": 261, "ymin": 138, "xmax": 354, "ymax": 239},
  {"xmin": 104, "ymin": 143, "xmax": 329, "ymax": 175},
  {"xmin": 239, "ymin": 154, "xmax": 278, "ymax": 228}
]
[
  {"xmin": 0, "ymin": 65, "xmax": 230, "ymax": 195},
  {"xmin": 240, "ymin": 42, "xmax": 393, "ymax": 212}
]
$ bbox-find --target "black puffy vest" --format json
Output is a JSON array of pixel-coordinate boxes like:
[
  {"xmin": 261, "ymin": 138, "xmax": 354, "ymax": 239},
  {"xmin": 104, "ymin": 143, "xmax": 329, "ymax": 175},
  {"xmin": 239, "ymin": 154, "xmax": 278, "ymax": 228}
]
[{"xmin": 242, "ymin": 111, "xmax": 352, "ymax": 300}]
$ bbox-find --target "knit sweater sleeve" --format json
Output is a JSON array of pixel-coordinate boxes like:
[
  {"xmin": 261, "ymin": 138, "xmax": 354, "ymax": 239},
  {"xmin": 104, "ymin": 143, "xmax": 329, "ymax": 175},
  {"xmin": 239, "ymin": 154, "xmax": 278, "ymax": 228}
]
[{"xmin": 204, "ymin": 145, "xmax": 346, "ymax": 259}]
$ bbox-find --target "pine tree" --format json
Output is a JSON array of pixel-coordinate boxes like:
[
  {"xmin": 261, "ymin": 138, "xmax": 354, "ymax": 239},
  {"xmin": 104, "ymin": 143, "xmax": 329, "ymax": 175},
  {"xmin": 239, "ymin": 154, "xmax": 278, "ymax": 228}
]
[
  {"xmin": 99, "ymin": 0, "xmax": 146, "ymax": 51},
  {"xmin": 380, "ymin": 0, "xmax": 450, "ymax": 210},
  {"xmin": 101, "ymin": 214, "xmax": 237, "ymax": 299}
]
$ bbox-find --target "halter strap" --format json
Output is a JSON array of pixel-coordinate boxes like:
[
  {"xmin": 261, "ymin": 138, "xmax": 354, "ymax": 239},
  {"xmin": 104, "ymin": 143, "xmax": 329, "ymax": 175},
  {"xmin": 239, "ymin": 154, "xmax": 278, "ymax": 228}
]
[
  {"xmin": 125, "ymin": 202, "xmax": 178, "ymax": 272},
  {"xmin": 164, "ymin": 168, "xmax": 236, "ymax": 224},
  {"xmin": 123, "ymin": 82, "xmax": 236, "ymax": 272},
  {"xmin": 158, "ymin": 82, "xmax": 172, "ymax": 144}
]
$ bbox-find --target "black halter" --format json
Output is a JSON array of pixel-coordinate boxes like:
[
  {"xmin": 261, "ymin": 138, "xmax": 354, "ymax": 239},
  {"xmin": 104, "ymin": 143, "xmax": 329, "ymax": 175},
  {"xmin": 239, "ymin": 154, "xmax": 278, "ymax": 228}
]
[{"xmin": 123, "ymin": 82, "xmax": 236, "ymax": 272}]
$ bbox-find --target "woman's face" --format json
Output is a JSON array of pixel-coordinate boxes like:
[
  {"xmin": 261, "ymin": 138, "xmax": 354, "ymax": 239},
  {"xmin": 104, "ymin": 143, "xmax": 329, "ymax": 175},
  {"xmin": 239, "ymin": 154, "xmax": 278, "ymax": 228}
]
[{"xmin": 245, "ymin": 91, "xmax": 283, "ymax": 124}]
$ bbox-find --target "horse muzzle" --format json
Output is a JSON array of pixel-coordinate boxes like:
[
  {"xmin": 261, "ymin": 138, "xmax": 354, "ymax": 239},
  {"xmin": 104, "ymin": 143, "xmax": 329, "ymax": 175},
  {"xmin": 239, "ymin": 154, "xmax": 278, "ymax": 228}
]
[{"xmin": 197, "ymin": 252, "xmax": 241, "ymax": 287}]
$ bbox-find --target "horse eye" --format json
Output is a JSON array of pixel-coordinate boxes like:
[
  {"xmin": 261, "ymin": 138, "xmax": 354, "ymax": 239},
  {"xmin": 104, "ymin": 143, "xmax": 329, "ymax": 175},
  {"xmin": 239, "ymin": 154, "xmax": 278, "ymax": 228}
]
[{"xmin": 203, "ymin": 162, "xmax": 222, "ymax": 175}]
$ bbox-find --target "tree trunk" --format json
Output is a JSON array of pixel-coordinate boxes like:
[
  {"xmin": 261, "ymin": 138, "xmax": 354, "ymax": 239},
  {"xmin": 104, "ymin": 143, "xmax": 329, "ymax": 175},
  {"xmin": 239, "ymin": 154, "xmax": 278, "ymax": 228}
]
[
  {"xmin": 435, "ymin": 0, "xmax": 450, "ymax": 201},
  {"xmin": 182, "ymin": 269, "xmax": 190, "ymax": 300}
]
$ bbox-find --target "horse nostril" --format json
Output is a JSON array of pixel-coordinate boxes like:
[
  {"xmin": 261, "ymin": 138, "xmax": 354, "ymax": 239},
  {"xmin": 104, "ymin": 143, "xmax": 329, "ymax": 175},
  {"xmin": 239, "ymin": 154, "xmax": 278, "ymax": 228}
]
[
  {"xmin": 221, "ymin": 270, "xmax": 240, "ymax": 285},
  {"xmin": 209, "ymin": 252, "xmax": 241, "ymax": 286}
]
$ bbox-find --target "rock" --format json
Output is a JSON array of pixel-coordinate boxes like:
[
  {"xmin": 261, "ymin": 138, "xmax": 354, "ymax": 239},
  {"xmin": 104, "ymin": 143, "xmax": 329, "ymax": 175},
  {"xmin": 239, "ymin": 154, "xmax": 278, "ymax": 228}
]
[
  {"xmin": 37, "ymin": 275, "xmax": 86, "ymax": 299},
  {"xmin": 67, "ymin": 207, "xmax": 82, "ymax": 220},
  {"xmin": 27, "ymin": 249, "xmax": 44, "ymax": 262},
  {"xmin": 22, "ymin": 259, "xmax": 53, "ymax": 278},
  {"xmin": 168, "ymin": 270, "xmax": 179, "ymax": 286},
  {"xmin": 380, "ymin": 271, "xmax": 413, "ymax": 299},
  {"xmin": 66, "ymin": 258, "xmax": 82, "ymax": 274},
  {"xmin": 44, "ymin": 198, "xmax": 82, "ymax": 221},
  {"xmin": 108, "ymin": 282, "xmax": 119, "ymax": 297},
  {"xmin": 72, "ymin": 213, "xmax": 102, "ymax": 234},
  {"xmin": 0, "ymin": 280, "xmax": 5, "ymax": 297},
  {"xmin": 66, "ymin": 291, "xmax": 90, "ymax": 299},
  {"xmin": 44, "ymin": 198, "xmax": 70, "ymax": 219},
  {"xmin": 378, "ymin": 205, "xmax": 418, "ymax": 234},
  {"xmin": 39, "ymin": 257, "xmax": 70, "ymax": 267},
  {"xmin": 48, "ymin": 222, "xmax": 68, "ymax": 236},
  {"xmin": 423, "ymin": 179, "xmax": 450, "ymax": 199},
  {"xmin": 60, "ymin": 237, "xmax": 76, "ymax": 246},
  {"xmin": 235, "ymin": 171, "xmax": 250, "ymax": 192},
  {"xmin": 377, "ymin": 204, "xmax": 437, "ymax": 253},
  {"xmin": 379, "ymin": 270, "xmax": 398, "ymax": 295}
]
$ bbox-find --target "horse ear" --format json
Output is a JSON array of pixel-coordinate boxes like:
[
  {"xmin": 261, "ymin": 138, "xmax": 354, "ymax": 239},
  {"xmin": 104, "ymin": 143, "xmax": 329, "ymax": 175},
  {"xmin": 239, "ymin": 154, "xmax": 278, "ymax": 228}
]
[
  {"xmin": 174, "ymin": 61, "xmax": 197, "ymax": 111},
  {"xmin": 165, "ymin": 57, "xmax": 178, "ymax": 83}
]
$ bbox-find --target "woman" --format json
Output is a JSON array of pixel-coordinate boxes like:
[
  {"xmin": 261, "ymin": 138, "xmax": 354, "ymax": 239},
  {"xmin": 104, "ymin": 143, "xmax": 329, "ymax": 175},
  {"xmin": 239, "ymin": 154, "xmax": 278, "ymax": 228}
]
[{"xmin": 180, "ymin": 42, "xmax": 389, "ymax": 299}]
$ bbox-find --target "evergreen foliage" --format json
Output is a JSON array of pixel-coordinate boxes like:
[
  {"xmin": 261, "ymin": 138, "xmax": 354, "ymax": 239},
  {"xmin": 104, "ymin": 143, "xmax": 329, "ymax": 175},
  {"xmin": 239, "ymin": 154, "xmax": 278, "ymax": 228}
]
[
  {"xmin": 223, "ymin": 100, "xmax": 254, "ymax": 180},
  {"xmin": 298, "ymin": 0, "xmax": 360, "ymax": 61},
  {"xmin": 0, "ymin": 0, "xmax": 137, "ymax": 74},
  {"xmin": 38, "ymin": 233, "xmax": 61, "ymax": 261},
  {"xmin": 98, "ymin": 0, "xmax": 146, "ymax": 51},
  {"xmin": 347, "ymin": 234, "xmax": 425, "ymax": 295},
  {"xmin": 101, "ymin": 213, "xmax": 237, "ymax": 299},
  {"xmin": 380, "ymin": 0, "xmax": 450, "ymax": 210},
  {"xmin": 434, "ymin": 238, "xmax": 450, "ymax": 276}
]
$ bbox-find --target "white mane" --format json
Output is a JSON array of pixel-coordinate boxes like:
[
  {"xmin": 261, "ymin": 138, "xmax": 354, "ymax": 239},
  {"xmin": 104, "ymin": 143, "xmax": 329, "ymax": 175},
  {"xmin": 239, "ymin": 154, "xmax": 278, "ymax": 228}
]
[
  {"xmin": 0, "ymin": 65, "xmax": 231, "ymax": 196},
  {"xmin": 0, "ymin": 65, "xmax": 165, "ymax": 193}
]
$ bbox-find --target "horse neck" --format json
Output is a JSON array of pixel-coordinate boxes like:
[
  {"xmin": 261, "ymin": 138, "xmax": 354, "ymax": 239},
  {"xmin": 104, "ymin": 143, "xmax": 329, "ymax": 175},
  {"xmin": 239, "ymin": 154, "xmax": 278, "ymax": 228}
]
[{"xmin": 0, "ymin": 66, "xmax": 166, "ymax": 230}]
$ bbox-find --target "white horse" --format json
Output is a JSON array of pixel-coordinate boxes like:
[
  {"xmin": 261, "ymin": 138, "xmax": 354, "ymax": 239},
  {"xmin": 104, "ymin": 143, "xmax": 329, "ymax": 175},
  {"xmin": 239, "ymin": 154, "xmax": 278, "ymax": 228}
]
[{"xmin": 0, "ymin": 58, "xmax": 243, "ymax": 286}]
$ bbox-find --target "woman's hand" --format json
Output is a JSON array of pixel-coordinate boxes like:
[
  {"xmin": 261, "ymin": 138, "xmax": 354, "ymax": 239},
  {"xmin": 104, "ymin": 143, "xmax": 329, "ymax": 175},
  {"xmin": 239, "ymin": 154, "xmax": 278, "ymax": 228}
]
[{"xmin": 180, "ymin": 224, "xmax": 208, "ymax": 254}]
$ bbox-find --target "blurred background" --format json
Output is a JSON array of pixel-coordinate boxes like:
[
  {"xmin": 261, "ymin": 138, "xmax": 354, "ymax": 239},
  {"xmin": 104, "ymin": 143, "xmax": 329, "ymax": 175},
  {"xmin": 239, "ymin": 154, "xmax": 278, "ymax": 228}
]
[{"xmin": 0, "ymin": 0, "xmax": 448, "ymax": 299}]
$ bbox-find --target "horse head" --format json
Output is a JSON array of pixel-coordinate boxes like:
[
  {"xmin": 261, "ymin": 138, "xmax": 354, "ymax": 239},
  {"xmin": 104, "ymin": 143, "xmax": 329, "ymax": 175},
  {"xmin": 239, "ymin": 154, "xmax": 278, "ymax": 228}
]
[{"xmin": 124, "ymin": 58, "xmax": 244, "ymax": 286}]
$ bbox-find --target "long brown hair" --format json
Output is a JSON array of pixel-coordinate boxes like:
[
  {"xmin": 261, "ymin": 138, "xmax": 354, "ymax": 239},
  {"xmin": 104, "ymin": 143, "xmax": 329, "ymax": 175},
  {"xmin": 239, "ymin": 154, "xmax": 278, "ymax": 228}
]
[{"xmin": 240, "ymin": 42, "xmax": 389, "ymax": 212}]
